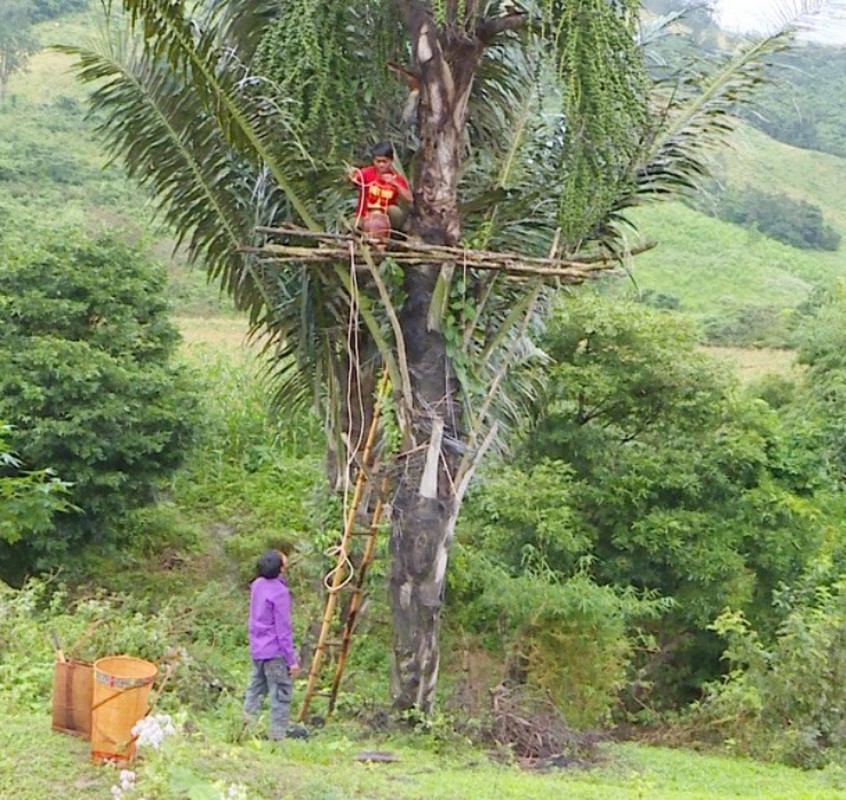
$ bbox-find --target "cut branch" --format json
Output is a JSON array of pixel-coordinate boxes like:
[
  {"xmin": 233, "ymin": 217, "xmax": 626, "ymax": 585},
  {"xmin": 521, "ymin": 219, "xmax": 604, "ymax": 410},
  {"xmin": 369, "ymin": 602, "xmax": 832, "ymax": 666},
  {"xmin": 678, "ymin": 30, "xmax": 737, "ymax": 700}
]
[{"xmin": 246, "ymin": 225, "xmax": 651, "ymax": 283}]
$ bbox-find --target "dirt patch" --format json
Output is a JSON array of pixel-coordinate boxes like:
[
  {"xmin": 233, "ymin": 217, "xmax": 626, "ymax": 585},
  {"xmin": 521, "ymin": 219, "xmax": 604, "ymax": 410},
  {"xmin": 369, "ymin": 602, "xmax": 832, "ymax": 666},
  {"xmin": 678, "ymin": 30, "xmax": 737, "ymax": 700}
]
[
  {"xmin": 175, "ymin": 316, "xmax": 255, "ymax": 355},
  {"xmin": 702, "ymin": 346, "xmax": 801, "ymax": 382}
]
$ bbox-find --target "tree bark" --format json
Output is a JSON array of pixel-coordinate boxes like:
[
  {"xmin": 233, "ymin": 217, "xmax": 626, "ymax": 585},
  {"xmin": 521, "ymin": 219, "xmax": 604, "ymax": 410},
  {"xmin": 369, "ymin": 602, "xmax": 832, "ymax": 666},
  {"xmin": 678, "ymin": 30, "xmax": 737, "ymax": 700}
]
[
  {"xmin": 390, "ymin": 263, "xmax": 460, "ymax": 711},
  {"xmin": 388, "ymin": 4, "xmax": 486, "ymax": 713}
]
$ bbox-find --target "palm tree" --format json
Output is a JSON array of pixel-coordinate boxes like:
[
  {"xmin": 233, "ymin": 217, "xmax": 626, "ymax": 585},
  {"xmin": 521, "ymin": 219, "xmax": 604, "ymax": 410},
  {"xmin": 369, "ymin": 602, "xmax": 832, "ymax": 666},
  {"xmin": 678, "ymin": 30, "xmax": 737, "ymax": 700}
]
[{"xmin": 62, "ymin": 0, "xmax": 791, "ymax": 712}]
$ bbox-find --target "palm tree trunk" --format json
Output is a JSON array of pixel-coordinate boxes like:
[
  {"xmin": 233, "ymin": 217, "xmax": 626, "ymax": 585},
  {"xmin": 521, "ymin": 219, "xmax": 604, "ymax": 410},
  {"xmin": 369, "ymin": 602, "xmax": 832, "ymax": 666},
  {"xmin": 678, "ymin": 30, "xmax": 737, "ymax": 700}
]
[
  {"xmin": 390, "ymin": 263, "xmax": 461, "ymax": 711},
  {"xmin": 388, "ymin": 6, "xmax": 482, "ymax": 712}
]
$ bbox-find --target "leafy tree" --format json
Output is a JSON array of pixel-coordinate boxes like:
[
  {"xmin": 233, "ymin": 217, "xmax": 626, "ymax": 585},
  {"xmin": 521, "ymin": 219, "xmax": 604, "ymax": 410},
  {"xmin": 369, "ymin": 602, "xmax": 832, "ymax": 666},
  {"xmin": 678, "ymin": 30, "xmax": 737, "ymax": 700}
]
[
  {"xmin": 62, "ymin": 0, "xmax": 786, "ymax": 712},
  {"xmin": 740, "ymin": 43, "xmax": 846, "ymax": 159},
  {"xmin": 785, "ymin": 283, "xmax": 846, "ymax": 484},
  {"xmin": 702, "ymin": 569, "xmax": 846, "ymax": 768},
  {"xmin": 0, "ymin": 233, "xmax": 199, "ymax": 577},
  {"xmin": 698, "ymin": 184, "xmax": 840, "ymax": 251},
  {"xmin": 31, "ymin": 0, "xmax": 89, "ymax": 23},
  {"xmin": 511, "ymin": 295, "xmax": 827, "ymax": 701},
  {"xmin": 0, "ymin": 424, "xmax": 73, "ymax": 555},
  {"xmin": 0, "ymin": 0, "xmax": 39, "ymax": 103}
]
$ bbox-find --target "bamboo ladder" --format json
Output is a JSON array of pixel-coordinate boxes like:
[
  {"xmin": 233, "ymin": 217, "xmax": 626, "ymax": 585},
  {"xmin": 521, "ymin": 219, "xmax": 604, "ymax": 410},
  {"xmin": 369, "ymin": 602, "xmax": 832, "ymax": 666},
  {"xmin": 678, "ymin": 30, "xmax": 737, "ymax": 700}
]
[{"xmin": 297, "ymin": 371, "xmax": 391, "ymax": 722}]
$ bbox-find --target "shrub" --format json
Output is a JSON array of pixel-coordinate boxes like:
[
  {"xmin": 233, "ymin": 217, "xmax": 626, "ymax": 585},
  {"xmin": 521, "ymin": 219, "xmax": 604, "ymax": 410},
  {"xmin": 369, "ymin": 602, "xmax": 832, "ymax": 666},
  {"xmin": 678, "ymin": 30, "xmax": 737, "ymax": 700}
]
[
  {"xmin": 0, "ymin": 423, "xmax": 73, "ymax": 545},
  {"xmin": 698, "ymin": 185, "xmax": 840, "ymax": 252},
  {"xmin": 690, "ymin": 573, "xmax": 846, "ymax": 769},
  {"xmin": 0, "ymin": 232, "xmax": 200, "ymax": 577},
  {"xmin": 0, "ymin": 575, "xmax": 246, "ymax": 713},
  {"xmin": 447, "ymin": 543, "xmax": 670, "ymax": 729}
]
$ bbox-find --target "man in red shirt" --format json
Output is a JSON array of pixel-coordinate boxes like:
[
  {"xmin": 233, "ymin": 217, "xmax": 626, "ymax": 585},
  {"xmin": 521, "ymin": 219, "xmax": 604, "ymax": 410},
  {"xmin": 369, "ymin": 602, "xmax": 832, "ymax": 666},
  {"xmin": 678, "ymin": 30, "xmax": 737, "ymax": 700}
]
[{"xmin": 347, "ymin": 141, "xmax": 412, "ymax": 238}]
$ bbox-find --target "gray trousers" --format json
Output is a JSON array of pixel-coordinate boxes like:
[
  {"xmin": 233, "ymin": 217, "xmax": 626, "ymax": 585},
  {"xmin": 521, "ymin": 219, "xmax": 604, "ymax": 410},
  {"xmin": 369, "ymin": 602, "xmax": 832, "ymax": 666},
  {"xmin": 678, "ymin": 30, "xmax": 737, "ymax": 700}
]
[{"xmin": 243, "ymin": 657, "xmax": 293, "ymax": 739}]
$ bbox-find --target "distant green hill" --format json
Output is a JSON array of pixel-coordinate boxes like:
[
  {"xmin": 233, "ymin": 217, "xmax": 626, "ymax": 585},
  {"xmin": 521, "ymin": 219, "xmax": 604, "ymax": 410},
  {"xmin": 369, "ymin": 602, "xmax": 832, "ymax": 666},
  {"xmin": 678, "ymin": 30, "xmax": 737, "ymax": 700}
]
[
  {"xmin": 0, "ymin": 14, "xmax": 143, "ymax": 235},
  {"xmin": 627, "ymin": 124, "xmax": 846, "ymax": 345},
  {"xmin": 0, "ymin": 12, "xmax": 233, "ymax": 315}
]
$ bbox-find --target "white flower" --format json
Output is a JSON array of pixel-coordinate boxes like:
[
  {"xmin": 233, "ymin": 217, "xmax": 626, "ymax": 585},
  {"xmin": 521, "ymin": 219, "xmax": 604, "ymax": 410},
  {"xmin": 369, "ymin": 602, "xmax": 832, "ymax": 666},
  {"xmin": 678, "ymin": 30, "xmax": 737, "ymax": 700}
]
[
  {"xmin": 131, "ymin": 714, "xmax": 178, "ymax": 751},
  {"xmin": 119, "ymin": 770, "xmax": 136, "ymax": 791}
]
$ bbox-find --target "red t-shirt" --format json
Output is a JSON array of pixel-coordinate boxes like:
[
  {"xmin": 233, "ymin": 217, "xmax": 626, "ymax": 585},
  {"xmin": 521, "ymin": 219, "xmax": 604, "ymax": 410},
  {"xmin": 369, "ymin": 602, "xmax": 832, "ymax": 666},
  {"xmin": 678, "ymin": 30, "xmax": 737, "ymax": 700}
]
[{"xmin": 351, "ymin": 166, "xmax": 409, "ymax": 220}]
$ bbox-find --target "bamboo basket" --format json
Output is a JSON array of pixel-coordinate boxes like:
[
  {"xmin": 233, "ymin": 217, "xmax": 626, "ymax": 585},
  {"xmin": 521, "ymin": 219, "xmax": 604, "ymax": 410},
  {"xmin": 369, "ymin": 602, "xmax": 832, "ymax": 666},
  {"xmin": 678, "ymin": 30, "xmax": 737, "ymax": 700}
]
[
  {"xmin": 51, "ymin": 659, "xmax": 94, "ymax": 738},
  {"xmin": 90, "ymin": 656, "xmax": 158, "ymax": 763}
]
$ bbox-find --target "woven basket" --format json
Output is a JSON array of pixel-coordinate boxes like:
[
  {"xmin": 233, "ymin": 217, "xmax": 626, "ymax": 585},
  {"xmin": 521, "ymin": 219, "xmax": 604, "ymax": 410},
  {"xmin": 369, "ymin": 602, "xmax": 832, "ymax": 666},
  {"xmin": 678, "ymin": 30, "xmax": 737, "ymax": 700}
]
[
  {"xmin": 51, "ymin": 659, "xmax": 93, "ymax": 739},
  {"xmin": 90, "ymin": 656, "xmax": 158, "ymax": 763}
]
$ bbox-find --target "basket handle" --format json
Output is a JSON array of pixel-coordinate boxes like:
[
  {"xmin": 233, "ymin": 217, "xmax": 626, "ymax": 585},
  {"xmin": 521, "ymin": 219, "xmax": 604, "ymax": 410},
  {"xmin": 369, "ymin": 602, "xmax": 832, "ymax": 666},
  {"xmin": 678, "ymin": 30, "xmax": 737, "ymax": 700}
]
[{"xmin": 124, "ymin": 664, "xmax": 177, "ymax": 747}]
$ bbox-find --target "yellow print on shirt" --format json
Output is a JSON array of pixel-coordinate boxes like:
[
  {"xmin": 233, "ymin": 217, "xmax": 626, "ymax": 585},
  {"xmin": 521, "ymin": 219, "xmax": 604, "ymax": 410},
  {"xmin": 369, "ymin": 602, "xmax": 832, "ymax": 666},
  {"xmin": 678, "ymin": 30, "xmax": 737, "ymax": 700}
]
[{"xmin": 368, "ymin": 186, "xmax": 393, "ymax": 201}]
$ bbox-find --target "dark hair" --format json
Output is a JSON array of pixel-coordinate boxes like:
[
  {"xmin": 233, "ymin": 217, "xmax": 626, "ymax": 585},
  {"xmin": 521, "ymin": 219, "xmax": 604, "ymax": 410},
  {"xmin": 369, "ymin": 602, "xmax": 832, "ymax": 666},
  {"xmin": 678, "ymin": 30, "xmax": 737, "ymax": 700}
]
[
  {"xmin": 371, "ymin": 141, "xmax": 394, "ymax": 160},
  {"xmin": 256, "ymin": 549, "xmax": 283, "ymax": 579}
]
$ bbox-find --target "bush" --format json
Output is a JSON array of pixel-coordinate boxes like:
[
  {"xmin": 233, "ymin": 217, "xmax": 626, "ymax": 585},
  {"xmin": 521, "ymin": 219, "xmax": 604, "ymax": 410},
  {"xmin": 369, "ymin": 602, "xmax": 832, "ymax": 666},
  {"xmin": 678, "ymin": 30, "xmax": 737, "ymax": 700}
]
[
  {"xmin": 690, "ymin": 571, "xmax": 846, "ymax": 769},
  {"xmin": 0, "ymin": 423, "xmax": 73, "ymax": 545},
  {"xmin": 0, "ymin": 232, "xmax": 200, "ymax": 577},
  {"xmin": 0, "ymin": 575, "xmax": 245, "ymax": 713},
  {"xmin": 447, "ymin": 539, "xmax": 670, "ymax": 729},
  {"xmin": 699, "ymin": 185, "xmax": 840, "ymax": 252}
]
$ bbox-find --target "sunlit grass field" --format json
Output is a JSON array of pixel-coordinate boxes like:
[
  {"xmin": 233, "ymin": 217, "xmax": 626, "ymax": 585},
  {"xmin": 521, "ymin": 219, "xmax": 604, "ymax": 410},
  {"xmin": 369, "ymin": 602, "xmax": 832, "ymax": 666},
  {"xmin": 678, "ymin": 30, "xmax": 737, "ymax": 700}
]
[{"xmin": 5, "ymin": 709, "xmax": 846, "ymax": 800}]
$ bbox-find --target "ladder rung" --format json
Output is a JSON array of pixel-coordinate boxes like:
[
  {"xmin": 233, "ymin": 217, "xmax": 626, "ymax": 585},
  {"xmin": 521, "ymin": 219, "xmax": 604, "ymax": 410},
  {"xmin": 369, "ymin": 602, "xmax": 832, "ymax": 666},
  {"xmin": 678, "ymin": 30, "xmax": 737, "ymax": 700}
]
[{"xmin": 328, "ymin": 583, "xmax": 363, "ymax": 595}]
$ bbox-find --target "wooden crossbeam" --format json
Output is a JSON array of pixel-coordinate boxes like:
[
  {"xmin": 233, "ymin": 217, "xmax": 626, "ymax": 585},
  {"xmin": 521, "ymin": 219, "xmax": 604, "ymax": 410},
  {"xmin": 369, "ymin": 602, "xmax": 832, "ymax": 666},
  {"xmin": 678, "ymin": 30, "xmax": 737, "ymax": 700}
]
[{"xmin": 241, "ymin": 224, "xmax": 655, "ymax": 283}]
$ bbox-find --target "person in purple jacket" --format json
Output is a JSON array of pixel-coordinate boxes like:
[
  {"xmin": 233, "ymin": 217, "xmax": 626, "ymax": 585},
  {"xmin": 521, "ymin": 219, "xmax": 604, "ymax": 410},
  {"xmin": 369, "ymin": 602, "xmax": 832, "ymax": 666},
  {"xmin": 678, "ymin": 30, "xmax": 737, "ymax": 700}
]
[{"xmin": 243, "ymin": 549, "xmax": 300, "ymax": 740}]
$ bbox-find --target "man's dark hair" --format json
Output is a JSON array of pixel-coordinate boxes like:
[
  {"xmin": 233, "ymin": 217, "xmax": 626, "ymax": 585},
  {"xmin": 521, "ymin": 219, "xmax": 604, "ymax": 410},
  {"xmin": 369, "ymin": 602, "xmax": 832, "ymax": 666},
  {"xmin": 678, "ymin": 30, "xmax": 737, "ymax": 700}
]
[
  {"xmin": 371, "ymin": 141, "xmax": 394, "ymax": 160},
  {"xmin": 256, "ymin": 549, "xmax": 283, "ymax": 579}
]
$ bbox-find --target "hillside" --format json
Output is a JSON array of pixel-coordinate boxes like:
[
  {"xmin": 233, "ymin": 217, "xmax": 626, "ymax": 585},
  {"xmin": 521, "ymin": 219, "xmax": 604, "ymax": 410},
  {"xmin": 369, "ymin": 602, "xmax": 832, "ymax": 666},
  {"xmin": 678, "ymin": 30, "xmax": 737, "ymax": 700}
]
[
  {"xmin": 0, "ymin": 14, "xmax": 234, "ymax": 316},
  {"xmin": 627, "ymin": 123, "xmax": 846, "ymax": 344}
]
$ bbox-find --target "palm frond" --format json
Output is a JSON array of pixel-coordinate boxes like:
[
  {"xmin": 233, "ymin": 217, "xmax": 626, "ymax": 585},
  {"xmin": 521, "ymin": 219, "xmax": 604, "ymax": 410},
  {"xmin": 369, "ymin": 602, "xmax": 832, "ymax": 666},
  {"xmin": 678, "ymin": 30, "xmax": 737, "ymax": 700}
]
[
  {"xmin": 625, "ymin": 31, "xmax": 791, "ymax": 208},
  {"xmin": 57, "ymin": 32, "xmax": 268, "ymax": 304},
  {"xmin": 100, "ymin": 0, "xmax": 318, "ymax": 229}
]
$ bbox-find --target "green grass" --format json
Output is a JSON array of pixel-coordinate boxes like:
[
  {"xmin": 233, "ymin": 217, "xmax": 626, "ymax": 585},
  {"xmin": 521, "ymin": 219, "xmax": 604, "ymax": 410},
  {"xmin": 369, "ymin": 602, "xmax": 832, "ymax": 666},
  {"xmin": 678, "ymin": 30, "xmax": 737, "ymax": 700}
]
[
  {"xmin": 0, "ymin": 15, "xmax": 235, "ymax": 317},
  {"xmin": 627, "ymin": 123, "xmax": 846, "ymax": 325},
  {"xmin": 628, "ymin": 201, "xmax": 841, "ymax": 312},
  {"xmin": 721, "ymin": 125, "xmax": 846, "ymax": 233},
  {"xmin": 3, "ymin": 710, "xmax": 846, "ymax": 800}
]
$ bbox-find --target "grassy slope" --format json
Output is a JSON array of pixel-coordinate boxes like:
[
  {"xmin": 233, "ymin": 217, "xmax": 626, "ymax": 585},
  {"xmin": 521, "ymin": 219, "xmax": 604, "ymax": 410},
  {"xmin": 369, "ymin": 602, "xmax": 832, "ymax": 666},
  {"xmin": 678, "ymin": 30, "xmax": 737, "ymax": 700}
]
[
  {"xmin": 0, "ymin": 14, "xmax": 234, "ymax": 316},
  {"xmin": 627, "ymin": 124, "xmax": 846, "ymax": 315},
  {"xmin": 4, "ymin": 710, "xmax": 846, "ymax": 800},
  {"xmin": 0, "ymin": 19, "xmax": 142, "ymax": 233},
  {"xmin": 4, "ymin": 14, "xmax": 845, "ymax": 799}
]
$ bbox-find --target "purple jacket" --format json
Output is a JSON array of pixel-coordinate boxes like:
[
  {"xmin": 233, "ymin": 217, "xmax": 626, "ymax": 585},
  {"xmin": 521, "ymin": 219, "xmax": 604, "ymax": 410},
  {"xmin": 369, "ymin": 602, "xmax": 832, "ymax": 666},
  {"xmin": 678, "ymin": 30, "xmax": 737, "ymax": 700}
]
[{"xmin": 248, "ymin": 576, "xmax": 296, "ymax": 666}]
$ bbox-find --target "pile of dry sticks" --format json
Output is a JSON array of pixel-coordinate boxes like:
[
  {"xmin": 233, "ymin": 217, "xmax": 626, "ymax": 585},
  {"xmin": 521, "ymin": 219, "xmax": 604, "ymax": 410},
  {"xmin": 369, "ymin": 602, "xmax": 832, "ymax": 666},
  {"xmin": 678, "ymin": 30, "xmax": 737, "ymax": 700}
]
[{"xmin": 242, "ymin": 224, "xmax": 651, "ymax": 283}]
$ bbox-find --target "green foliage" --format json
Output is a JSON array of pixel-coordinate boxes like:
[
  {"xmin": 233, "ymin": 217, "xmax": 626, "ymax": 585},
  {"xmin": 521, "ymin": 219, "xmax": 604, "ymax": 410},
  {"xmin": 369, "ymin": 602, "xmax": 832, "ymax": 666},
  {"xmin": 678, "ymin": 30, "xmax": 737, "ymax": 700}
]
[
  {"xmin": 781, "ymin": 283, "xmax": 846, "ymax": 484},
  {"xmin": 741, "ymin": 44, "xmax": 846, "ymax": 161},
  {"xmin": 496, "ymin": 293, "xmax": 832, "ymax": 703},
  {"xmin": 540, "ymin": 0, "xmax": 649, "ymax": 245},
  {"xmin": 463, "ymin": 461, "xmax": 587, "ymax": 575},
  {"xmin": 697, "ymin": 184, "xmax": 840, "ymax": 251},
  {"xmin": 628, "ymin": 197, "xmax": 844, "ymax": 347},
  {"xmin": 30, "ymin": 0, "xmax": 89, "ymax": 22},
  {"xmin": 0, "ymin": 0, "xmax": 39, "ymax": 101},
  {"xmin": 447, "ymin": 539, "xmax": 669, "ymax": 729},
  {"xmin": 0, "ymin": 575, "xmax": 246, "ymax": 713},
  {"xmin": 168, "ymin": 350, "xmax": 326, "ymax": 566},
  {"xmin": 694, "ymin": 567, "xmax": 846, "ymax": 769},
  {"xmin": 253, "ymin": 1, "xmax": 407, "ymax": 163},
  {"xmin": 0, "ymin": 232, "xmax": 200, "ymax": 576},
  {"xmin": 0, "ymin": 424, "xmax": 74, "ymax": 545}
]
